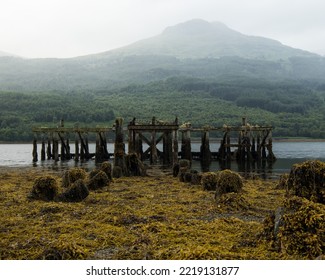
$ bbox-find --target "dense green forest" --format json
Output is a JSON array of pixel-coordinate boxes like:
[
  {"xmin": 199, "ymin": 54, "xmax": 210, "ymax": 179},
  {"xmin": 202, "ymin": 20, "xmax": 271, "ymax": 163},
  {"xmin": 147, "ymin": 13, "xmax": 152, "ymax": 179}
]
[{"xmin": 1, "ymin": 77, "xmax": 325, "ymax": 141}]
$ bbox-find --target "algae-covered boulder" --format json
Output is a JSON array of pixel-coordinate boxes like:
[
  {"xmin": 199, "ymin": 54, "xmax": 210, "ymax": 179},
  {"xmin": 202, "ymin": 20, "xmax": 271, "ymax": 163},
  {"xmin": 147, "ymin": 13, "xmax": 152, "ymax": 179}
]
[
  {"xmin": 113, "ymin": 166, "xmax": 123, "ymax": 178},
  {"xmin": 87, "ymin": 170, "xmax": 110, "ymax": 190},
  {"xmin": 216, "ymin": 192, "xmax": 250, "ymax": 211},
  {"xmin": 287, "ymin": 160, "xmax": 325, "ymax": 203},
  {"xmin": 99, "ymin": 161, "xmax": 113, "ymax": 181},
  {"xmin": 261, "ymin": 196, "xmax": 325, "ymax": 258},
  {"xmin": 276, "ymin": 173, "xmax": 289, "ymax": 190},
  {"xmin": 201, "ymin": 172, "xmax": 218, "ymax": 191},
  {"xmin": 172, "ymin": 163, "xmax": 180, "ymax": 177},
  {"xmin": 59, "ymin": 179, "xmax": 89, "ymax": 202},
  {"xmin": 215, "ymin": 169, "xmax": 243, "ymax": 198},
  {"xmin": 29, "ymin": 176, "xmax": 59, "ymax": 201},
  {"xmin": 62, "ymin": 167, "xmax": 87, "ymax": 188},
  {"xmin": 180, "ymin": 169, "xmax": 202, "ymax": 185},
  {"xmin": 125, "ymin": 153, "xmax": 146, "ymax": 176}
]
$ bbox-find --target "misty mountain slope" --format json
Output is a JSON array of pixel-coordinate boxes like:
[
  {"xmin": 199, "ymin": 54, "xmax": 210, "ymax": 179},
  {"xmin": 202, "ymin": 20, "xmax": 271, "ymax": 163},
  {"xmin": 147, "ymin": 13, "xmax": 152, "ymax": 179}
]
[
  {"xmin": 0, "ymin": 50, "xmax": 16, "ymax": 57},
  {"xmin": 105, "ymin": 19, "xmax": 316, "ymax": 60},
  {"xmin": 0, "ymin": 19, "xmax": 325, "ymax": 92}
]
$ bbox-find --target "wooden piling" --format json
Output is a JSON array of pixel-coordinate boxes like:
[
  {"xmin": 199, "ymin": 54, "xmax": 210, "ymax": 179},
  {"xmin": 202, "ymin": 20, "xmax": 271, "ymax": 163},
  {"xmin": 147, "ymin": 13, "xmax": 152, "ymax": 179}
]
[
  {"xmin": 181, "ymin": 129, "xmax": 192, "ymax": 161},
  {"xmin": 75, "ymin": 139, "xmax": 79, "ymax": 161},
  {"xmin": 200, "ymin": 130, "xmax": 211, "ymax": 165},
  {"xmin": 41, "ymin": 139, "xmax": 46, "ymax": 161},
  {"xmin": 114, "ymin": 118, "xmax": 127, "ymax": 175},
  {"xmin": 32, "ymin": 138, "xmax": 38, "ymax": 162}
]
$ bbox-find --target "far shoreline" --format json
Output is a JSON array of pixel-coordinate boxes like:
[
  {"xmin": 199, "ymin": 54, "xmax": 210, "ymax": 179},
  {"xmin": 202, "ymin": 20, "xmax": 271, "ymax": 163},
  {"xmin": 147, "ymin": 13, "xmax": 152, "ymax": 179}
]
[{"xmin": 1, "ymin": 137, "xmax": 325, "ymax": 145}]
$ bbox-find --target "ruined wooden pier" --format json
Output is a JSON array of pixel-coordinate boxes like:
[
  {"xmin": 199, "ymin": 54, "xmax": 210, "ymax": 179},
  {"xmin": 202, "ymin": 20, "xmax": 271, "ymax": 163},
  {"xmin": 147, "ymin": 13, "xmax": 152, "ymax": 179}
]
[
  {"xmin": 32, "ymin": 117, "xmax": 276, "ymax": 166},
  {"xmin": 32, "ymin": 121, "xmax": 111, "ymax": 163}
]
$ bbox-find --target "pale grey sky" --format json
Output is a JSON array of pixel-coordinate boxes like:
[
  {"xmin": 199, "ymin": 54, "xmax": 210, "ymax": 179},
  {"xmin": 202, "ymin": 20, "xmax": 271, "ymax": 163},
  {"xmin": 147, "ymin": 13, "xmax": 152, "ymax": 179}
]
[{"xmin": 1, "ymin": 0, "xmax": 325, "ymax": 58}]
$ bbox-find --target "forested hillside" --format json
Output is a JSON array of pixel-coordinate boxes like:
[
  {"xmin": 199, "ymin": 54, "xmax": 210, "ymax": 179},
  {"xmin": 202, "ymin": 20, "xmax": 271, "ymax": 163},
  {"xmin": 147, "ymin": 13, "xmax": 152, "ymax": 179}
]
[{"xmin": 1, "ymin": 77, "xmax": 325, "ymax": 141}]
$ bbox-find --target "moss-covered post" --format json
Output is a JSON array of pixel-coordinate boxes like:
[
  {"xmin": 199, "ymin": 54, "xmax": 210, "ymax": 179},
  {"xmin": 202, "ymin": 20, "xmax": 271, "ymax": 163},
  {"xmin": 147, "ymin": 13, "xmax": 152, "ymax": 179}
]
[
  {"xmin": 47, "ymin": 137, "xmax": 52, "ymax": 159},
  {"xmin": 66, "ymin": 138, "xmax": 71, "ymax": 160},
  {"xmin": 32, "ymin": 136, "xmax": 38, "ymax": 162},
  {"xmin": 41, "ymin": 137, "xmax": 46, "ymax": 161},
  {"xmin": 200, "ymin": 129, "xmax": 211, "ymax": 165},
  {"xmin": 114, "ymin": 118, "xmax": 127, "ymax": 175},
  {"xmin": 75, "ymin": 138, "xmax": 79, "ymax": 162},
  {"xmin": 172, "ymin": 128, "xmax": 178, "ymax": 164},
  {"xmin": 53, "ymin": 136, "xmax": 59, "ymax": 162},
  {"xmin": 181, "ymin": 126, "xmax": 192, "ymax": 162},
  {"xmin": 226, "ymin": 133, "xmax": 231, "ymax": 160}
]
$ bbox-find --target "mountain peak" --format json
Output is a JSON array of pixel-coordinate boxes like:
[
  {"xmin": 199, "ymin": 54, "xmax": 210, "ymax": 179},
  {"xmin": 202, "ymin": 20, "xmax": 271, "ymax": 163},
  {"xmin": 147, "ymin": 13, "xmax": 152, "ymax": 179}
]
[
  {"xmin": 162, "ymin": 19, "xmax": 231, "ymax": 36},
  {"xmin": 107, "ymin": 19, "xmax": 317, "ymax": 60}
]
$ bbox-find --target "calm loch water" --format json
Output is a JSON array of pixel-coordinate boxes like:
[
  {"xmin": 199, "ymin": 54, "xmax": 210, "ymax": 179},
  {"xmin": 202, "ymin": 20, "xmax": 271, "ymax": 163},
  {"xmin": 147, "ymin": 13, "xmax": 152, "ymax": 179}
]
[{"xmin": 0, "ymin": 142, "xmax": 324, "ymax": 175}]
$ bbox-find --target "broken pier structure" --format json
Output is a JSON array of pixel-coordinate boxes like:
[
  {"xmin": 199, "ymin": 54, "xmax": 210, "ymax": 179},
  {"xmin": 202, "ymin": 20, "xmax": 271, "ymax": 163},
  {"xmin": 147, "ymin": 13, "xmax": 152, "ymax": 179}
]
[{"xmin": 32, "ymin": 117, "xmax": 276, "ymax": 166}]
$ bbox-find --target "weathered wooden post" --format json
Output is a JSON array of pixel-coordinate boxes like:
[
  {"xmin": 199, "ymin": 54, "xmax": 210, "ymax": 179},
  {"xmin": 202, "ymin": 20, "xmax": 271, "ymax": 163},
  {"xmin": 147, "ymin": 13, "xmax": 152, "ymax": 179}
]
[
  {"xmin": 172, "ymin": 128, "xmax": 178, "ymax": 164},
  {"xmin": 47, "ymin": 138, "xmax": 52, "ymax": 159},
  {"xmin": 32, "ymin": 137, "xmax": 38, "ymax": 162},
  {"xmin": 200, "ymin": 129, "xmax": 211, "ymax": 165},
  {"xmin": 41, "ymin": 138, "xmax": 46, "ymax": 161},
  {"xmin": 66, "ymin": 138, "xmax": 71, "ymax": 160},
  {"xmin": 114, "ymin": 118, "xmax": 127, "ymax": 175},
  {"xmin": 181, "ymin": 125, "xmax": 192, "ymax": 161},
  {"xmin": 53, "ymin": 137, "xmax": 59, "ymax": 162},
  {"xmin": 75, "ymin": 138, "xmax": 79, "ymax": 162},
  {"xmin": 226, "ymin": 133, "xmax": 231, "ymax": 159}
]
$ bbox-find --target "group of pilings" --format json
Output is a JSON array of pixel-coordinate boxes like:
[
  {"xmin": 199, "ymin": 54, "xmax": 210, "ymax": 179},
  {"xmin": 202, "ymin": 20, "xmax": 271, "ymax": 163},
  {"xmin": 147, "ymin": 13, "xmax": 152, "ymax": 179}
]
[
  {"xmin": 32, "ymin": 117, "xmax": 276, "ymax": 167},
  {"xmin": 179, "ymin": 118, "xmax": 276, "ymax": 165},
  {"xmin": 32, "ymin": 127, "xmax": 110, "ymax": 163},
  {"xmin": 127, "ymin": 117, "xmax": 179, "ymax": 165}
]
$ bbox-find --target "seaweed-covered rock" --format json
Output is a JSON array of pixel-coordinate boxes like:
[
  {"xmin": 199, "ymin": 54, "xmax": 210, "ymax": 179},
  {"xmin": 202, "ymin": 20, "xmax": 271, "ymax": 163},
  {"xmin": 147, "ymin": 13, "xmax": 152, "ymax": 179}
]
[
  {"xmin": 62, "ymin": 167, "xmax": 87, "ymax": 188},
  {"xmin": 180, "ymin": 169, "xmax": 202, "ymax": 185},
  {"xmin": 261, "ymin": 196, "xmax": 325, "ymax": 258},
  {"xmin": 179, "ymin": 159, "xmax": 191, "ymax": 171},
  {"xmin": 172, "ymin": 163, "xmax": 180, "ymax": 177},
  {"xmin": 276, "ymin": 173, "xmax": 289, "ymax": 190},
  {"xmin": 112, "ymin": 166, "xmax": 123, "ymax": 178},
  {"xmin": 215, "ymin": 169, "xmax": 243, "ymax": 198},
  {"xmin": 87, "ymin": 170, "xmax": 110, "ymax": 190},
  {"xmin": 201, "ymin": 172, "xmax": 218, "ymax": 191},
  {"xmin": 29, "ymin": 176, "xmax": 59, "ymax": 201},
  {"xmin": 125, "ymin": 153, "xmax": 146, "ymax": 176},
  {"xmin": 100, "ymin": 161, "xmax": 113, "ymax": 181},
  {"xmin": 287, "ymin": 160, "xmax": 325, "ymax": 203},
  {"xmin": 59, "ymin": 179, "xmax": 89, "ymax": 202},
  {"xmin": 216, "ymin": 192, "xmax": 250, "ymax": 211}
]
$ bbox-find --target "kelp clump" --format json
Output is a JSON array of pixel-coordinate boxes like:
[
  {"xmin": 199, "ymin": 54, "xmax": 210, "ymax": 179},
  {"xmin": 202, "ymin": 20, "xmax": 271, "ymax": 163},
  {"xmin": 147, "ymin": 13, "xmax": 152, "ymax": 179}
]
[
  {"xmin": 87, "ymin": 170, "xmax": 110, "ymax": 190},
  {"xmin": 216, "ymin": 193, "xmax": 250, "ymax": 211},
  {"xmin": 62, "ymin": 167, "xmax": 87, "ymax": 188},
  {"xmin": 287, "ymin": 160, "xmax": 325, "ymax": 203},
  {"xmin": 59, "ymin": 179, "xmax": 89, "ymax": 202},
  {"xmin": 215, "ymin": 169, "xmax": 243, "ymax": 198},
  {"xmin": 29, "ymin": 176, "xmax": 59, "ymax": 201},
  {"xmin": 99, "ymin": 161, "xmax": 113, "ymax": 181},
  {"xmin": 261, "ymin": 196, "xmax": 325, "ymax": 259},
  {"xmin": 201, "ymin": 172, "xmax": 218, "ymax": 191},
  {"xmin": 276, "ymin": 173, "xmax": 289, "ymax": 190},
  {"xmin": 125, "ymin": 153, "xmax": 146, "ymax": 176},
  {"xmin": 40, "ymin": 241, "xmax": 87, "ymax": 260}
]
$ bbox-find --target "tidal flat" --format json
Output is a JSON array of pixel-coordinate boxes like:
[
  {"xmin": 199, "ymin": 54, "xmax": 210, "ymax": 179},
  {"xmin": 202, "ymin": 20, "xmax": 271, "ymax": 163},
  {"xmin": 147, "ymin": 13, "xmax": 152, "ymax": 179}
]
[{"xmin": 0, "ymin": 166, "xmax": 311, "ymax": 260}]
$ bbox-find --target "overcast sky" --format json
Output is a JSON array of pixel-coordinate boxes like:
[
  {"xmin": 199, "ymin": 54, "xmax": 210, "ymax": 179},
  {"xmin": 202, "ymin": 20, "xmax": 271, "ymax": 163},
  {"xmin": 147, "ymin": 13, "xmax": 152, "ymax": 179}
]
[{"xmin": 1, "ymin": 0, "xmax": 325, "ymax": 58}]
